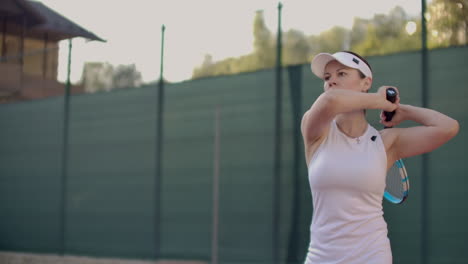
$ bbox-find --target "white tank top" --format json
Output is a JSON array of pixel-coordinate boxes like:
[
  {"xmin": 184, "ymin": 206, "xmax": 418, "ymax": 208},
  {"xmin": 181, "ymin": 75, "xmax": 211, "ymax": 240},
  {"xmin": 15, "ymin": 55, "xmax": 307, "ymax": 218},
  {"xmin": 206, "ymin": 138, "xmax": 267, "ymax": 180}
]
[{"xmin": 305, "ymin": 120, "xmax": 392, "ymax": 264}]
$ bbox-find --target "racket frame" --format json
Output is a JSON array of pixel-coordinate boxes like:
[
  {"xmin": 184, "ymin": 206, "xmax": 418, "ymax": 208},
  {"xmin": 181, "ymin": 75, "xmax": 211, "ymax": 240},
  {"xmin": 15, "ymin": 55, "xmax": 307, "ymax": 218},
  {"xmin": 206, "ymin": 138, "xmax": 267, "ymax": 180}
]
[{"xmin": 383, "ymin": 159, "xmax": 409, "ymax": 204}]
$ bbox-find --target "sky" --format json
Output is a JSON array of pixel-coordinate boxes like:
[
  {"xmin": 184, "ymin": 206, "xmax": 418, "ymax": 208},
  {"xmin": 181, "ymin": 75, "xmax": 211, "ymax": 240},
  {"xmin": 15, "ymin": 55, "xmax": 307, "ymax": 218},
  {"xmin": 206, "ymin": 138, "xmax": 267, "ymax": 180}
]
[{"xmin": 35, "ymin": 0, "xmax": 424, "ymax": 84}]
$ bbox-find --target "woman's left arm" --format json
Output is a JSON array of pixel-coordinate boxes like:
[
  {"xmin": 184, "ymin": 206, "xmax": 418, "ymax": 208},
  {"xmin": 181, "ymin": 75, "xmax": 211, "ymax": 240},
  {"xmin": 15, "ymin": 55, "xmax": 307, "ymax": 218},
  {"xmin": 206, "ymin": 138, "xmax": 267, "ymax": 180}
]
[{"xmin": 381, "ymin": 104, "xmax": 459, "ymax": 159}]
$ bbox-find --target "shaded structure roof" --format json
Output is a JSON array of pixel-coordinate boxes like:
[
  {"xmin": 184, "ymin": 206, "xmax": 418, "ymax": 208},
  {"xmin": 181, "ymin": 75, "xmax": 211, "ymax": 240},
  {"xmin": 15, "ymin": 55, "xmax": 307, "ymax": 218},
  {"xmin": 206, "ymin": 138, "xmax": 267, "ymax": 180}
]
[
  {"xmin": 1, "ymin": 0, "xmax": 44, "ymax": 25},
  {"xmin": 0, "ymin": 0, "xmax": 104, "ymax": 42}
]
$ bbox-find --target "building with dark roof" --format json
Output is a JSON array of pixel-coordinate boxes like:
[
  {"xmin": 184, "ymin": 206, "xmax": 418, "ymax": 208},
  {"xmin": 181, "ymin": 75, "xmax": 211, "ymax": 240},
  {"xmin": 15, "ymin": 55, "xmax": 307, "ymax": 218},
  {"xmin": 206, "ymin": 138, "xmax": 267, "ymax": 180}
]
[{"xmin": 0, "ymin": 0, "xmax": 104, "ymax": 102}]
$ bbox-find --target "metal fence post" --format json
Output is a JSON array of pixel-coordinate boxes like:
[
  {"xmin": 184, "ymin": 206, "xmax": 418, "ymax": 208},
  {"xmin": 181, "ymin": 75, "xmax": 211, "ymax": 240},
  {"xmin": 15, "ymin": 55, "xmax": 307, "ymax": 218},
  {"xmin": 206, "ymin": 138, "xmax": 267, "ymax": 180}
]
[
  {"xmin": 421, "ymin": 0, "xmax": 429, "ymax": 263},
  {"xmin": 60, "ymin": 38, "xmax": 72, "ymax": 255},
  {"xmin": 273, "ymin": 2, "xmax": 283, "ymax": 264},
  {"xmin": 154, "ymin": 24, "xmax": 165, "ymax": 259}
]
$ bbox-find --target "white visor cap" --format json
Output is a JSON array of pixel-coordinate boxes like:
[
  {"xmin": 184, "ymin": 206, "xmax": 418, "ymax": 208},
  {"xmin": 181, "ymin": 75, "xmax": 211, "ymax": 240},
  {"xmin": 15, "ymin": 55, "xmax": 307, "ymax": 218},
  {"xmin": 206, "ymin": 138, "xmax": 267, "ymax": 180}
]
[{"xmin": 311, "ymin": 51, "xmax": 372, "ymax": 79}]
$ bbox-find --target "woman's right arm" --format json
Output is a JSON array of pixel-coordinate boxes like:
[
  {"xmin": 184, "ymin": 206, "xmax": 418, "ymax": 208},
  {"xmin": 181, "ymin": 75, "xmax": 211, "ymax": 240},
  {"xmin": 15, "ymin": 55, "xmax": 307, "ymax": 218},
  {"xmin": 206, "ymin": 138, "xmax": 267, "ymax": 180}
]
[{"xmin": 301, "ymin": 88, "xmax": 397, "ymax": 148}]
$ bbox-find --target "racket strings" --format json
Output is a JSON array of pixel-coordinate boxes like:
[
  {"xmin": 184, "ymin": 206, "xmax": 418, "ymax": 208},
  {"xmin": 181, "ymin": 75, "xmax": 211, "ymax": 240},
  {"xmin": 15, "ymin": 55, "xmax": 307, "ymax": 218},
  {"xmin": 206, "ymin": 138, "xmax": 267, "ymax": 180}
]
[{"xmin": 385, "ymin": 163, "xmax": 408, "ymax": 201}]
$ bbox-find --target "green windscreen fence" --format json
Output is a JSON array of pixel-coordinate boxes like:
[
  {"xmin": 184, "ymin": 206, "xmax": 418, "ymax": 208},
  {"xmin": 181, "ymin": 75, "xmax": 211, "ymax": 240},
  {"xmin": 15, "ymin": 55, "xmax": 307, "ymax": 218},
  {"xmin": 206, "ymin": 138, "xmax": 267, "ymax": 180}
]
[
  {"xmin": 0, "ymin": 97, "xmax": 63, "ymax": 252},
  {"xmin": 65, "ymin": 87, "xmax": 157, "ymax": 258},
  {"xmin": 424, "ymin": 48, "xmax": 467, "ymax": 264},
  {"xmin": 1, "ymin": 46, "xmax": 467, "ymax": 264},
  {"xmin": 160, "ymin": 69, "xmax": 277, "ymax": 262}
]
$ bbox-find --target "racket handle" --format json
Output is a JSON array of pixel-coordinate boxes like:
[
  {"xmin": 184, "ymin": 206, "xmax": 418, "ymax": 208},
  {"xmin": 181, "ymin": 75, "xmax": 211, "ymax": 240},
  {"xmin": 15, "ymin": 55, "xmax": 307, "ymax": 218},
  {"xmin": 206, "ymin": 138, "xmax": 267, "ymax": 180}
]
[{"xmin": 383, "ymin": 87, "xmax": 397, "ymax": 121}]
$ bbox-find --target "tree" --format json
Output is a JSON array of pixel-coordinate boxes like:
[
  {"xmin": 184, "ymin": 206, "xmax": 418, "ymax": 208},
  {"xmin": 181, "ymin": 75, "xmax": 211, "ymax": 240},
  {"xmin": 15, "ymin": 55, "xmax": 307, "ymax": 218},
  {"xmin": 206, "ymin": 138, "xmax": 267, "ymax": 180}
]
[
  {"xmin": 351, "ymin": 6, "xmax": 421, "ymax": 56},
  {"xmin": 191, "ymin": 4, "xmax": 450, "ymax": 80},
  {"xmin": 350, "ymin": 18, "xmax": 371, "ymax": 49},
  {"xmin": 192, "ymin": 10, "xmax": 276, "ymax": 79},
  {"xmin": 373, "ymin": 6, "xmax": 407, "ymax": 40},
  {"xmin": 81, "ymin": 62, "xmax": 114, "ymax": 93},
  {"xmin": 81, "ymin": 62, "xmax": 142, "ymax": 92},
  {"xmin": 112, "ymin": 64, "xmax": 142, "ymax": 89},
  {"xmin": 427, "ymin": 0, "xmax": 468, "ymax": 46},
  {"xmin": 253, "ymin": 10, "xmax": 275, "ymax": 68},
  {"xmin": 192, "ymin": 54, "xmax": 215, "ymax": 79},
  {"xmin": 353, "ymin": 25, "xmax": 384, "ymax": 56},
  {"xmin": 317, "ymin": 26, "xmax": 350, "ymax": 53},
  {"xmin": 283, "ymin": 29, "xmax": 310, "ymax": 65}
]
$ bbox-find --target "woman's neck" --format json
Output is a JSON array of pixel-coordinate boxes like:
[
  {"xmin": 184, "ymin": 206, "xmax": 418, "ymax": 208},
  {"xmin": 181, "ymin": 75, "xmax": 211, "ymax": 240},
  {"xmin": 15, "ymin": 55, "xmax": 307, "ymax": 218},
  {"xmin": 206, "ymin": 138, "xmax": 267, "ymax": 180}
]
[{"xmin": 335, "ymin": 111, "xmax": 368, "ymax": 138}]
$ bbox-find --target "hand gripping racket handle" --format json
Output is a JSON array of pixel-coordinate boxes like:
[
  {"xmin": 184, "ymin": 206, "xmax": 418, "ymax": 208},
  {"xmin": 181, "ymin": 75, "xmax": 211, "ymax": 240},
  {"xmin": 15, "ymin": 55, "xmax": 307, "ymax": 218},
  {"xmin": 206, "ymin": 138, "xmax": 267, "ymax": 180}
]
[{"xmin": 383, "ymin": 87, "xmax": 397, "ymax": 122}]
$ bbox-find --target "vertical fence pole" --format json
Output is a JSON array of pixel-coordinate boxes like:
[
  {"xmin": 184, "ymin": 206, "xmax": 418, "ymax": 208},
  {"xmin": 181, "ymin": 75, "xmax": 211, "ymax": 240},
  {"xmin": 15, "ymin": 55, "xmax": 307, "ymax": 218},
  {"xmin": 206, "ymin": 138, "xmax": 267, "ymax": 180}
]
[
  {"xmin": 421, "ymin": 0, "xmax": 429, "ymax": 263},
  {"xmin": 60, "ymin": 38, "xmax": 72, "ymax": 255},
  {"xmin": 154, "ymin": 24, "xmax": 165, "ymax": 259},
  {"xmin": 273, "ymin": 2, "xmax": 283, "ymax": 264},
  {"xmin": 211, "ymin": 105, "xmax": 221, "ymax": 264},
  {"xmin": 19, "ymin": 16, "xmax": 25, "ymax": 92}
]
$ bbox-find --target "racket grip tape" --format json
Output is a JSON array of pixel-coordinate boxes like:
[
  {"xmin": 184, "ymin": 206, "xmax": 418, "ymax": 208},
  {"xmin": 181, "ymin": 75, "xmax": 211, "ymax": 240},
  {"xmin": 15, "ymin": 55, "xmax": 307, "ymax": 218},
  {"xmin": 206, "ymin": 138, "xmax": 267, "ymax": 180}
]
[{"xmin": 383, "ymin": 87, "xmax": 397, "ymax": 121}]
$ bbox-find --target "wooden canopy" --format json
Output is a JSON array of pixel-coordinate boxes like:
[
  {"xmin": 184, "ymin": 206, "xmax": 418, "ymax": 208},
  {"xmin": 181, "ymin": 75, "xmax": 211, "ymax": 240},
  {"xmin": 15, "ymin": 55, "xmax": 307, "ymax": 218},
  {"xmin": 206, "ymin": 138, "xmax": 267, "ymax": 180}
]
[{"xmin": 0, "ymin": 0, "xmax": 105, "ymax": 42}]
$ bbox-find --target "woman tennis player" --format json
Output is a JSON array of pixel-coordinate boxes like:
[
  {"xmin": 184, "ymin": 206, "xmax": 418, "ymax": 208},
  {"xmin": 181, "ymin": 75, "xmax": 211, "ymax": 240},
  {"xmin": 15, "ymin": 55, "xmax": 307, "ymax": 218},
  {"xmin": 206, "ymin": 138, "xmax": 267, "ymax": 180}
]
[{"xmin": 302, "ymin": 51, "xmax": 459, "ymax": 263}]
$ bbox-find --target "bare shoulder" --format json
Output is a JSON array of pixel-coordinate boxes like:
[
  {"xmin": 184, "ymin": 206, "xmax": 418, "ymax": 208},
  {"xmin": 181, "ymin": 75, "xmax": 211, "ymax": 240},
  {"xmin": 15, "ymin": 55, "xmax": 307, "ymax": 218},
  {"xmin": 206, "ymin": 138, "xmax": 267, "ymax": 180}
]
[
  {"xmin": 379, "ymin": 128, "xmax": 398, "ymax": 150},
  {"xmin": 379, "ymin": 127, "xmax": 401, "ymax": 166},
  {"xmin": 302, "ymin": 110, "xmax": 330, "ymax": 166}
]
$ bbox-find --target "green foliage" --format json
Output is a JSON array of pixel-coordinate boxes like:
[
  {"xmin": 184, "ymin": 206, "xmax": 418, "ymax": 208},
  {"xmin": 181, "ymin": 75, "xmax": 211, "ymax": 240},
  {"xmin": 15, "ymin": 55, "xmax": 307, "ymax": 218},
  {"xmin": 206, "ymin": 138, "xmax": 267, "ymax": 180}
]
[
  {"xmin": 81, "ymin": 62, "xmax": 113, "ymax": 93},
  {"xmin": 112, "ymin": 64, "xmax": 142, "ymax": 89},
  {"xmin": 350, "ymin": 18, "xmax": 370, "ymax": 48},
  {"xmin": 192, "ymin": 11, "xmax": 275, "ymax": 79},
  {"xmin": 315, "ymin": 26, "xmax": 349, "ymax": 54},
  {"xmin": 253, "ymin": 10, "xmax": 275, "ymax": 68},
  {"xmin": 283, "ymin": 29, "xmax": 309, "ymax": 65},
  {"xmin": 191, "ymin": 1, "xmax": 467, "ymax": 80},
  {"xmin": 81, "ymin": 62, "xmax": 142, "ymax": 92},
  {"xmin": 427, "ymin": 0, "xmax": 468, "ymax": 47},
  {"xmin": 352, "ymin": 7, "xmax": 421, "ymax": 56}
]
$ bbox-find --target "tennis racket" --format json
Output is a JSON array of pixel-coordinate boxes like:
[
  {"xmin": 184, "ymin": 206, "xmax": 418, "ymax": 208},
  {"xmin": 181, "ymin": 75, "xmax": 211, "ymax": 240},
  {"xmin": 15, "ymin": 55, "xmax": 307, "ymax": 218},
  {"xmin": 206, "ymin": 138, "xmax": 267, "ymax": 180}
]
[{"xmin": 383, "ymin": 87, "xmax": 409, "ymax": 204}]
